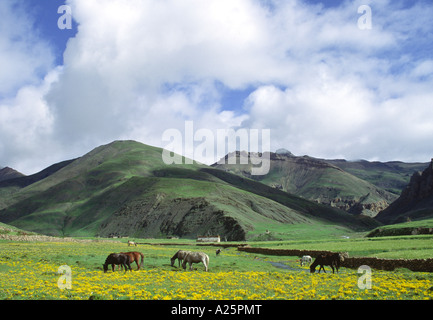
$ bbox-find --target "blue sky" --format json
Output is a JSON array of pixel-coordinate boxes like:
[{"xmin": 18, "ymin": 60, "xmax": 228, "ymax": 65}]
[
  {"xmin": 30, "ymin": 0, "xmax": 78, "ymax": 65},
  {"xmin": 1, "ymin": 0, "xmax": 433, "ymax": 174}
]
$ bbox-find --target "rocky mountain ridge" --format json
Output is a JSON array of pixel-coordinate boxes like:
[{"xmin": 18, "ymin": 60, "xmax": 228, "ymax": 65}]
[
  {"xmin": 376, "ymin": 160, "xmax": 433, "ymax": 224},
  {"xmin": 213, "ymin": 151, "xmax": 400, "ymax": 217}
]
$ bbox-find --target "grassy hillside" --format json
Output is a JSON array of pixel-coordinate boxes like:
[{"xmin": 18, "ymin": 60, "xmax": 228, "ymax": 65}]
[
  {"xmin": 0, "ymin": 221, "xmax": 39, "ymax": 236},
  {"xmin": 213, "ymin": 152, "xmax": 397, "ymax": 217},
  {"xmin": 326, "ymin": 159, "xmax": 429, "ymax": 195},
  {"xmin": 0, "ymin": 141, "xmax": 208, "ymax": 237},
  {"xmin": 366, "ymin": 218, "xmax": 433, "ymax": 237},
  {"xmin": 0, "ymin": 141, "xmax": 375, "ymax": 240}
]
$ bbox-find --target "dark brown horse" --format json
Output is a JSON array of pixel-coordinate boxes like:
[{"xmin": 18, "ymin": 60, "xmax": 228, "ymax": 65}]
[
  {"xmin": 310, "ymin": 253, "xmax": 345, "ymax": 274},
  {"xmin": 120, "ymin": 251, "xmax": 144, "ymax": 270},
  {"xmin": 103, "ymin": 253, "xmax": 132, "ymax": 273}
]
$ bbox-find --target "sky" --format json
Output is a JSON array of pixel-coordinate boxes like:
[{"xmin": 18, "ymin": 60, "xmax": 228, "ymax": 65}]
[{"xmin": 1, "ymin": 0, "xmax": 433, "ymax": 175}]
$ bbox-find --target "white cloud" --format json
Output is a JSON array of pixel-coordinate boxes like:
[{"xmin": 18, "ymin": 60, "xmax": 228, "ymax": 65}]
[
  {"xmin": 0, "ymin": 1, "xmax": 57, "ymax": 173},
  {"xmin": 44, "ymin": 0, "xmax": 282, "ymax": 162},
  {"xmin": 1, "ymin": 0, "xmax": 433, "ymax": 173},
  {"xmin": 0, "ymin": 68, "xmax": 61, "ymax": 173},
  {"xmin": 0, "ymin": 1, "xmax": 54, "ymax": 97},
  {"xmin": 63, "ymin": 0, "xmax": 280, "ymax": 88},
  {"xmin": 243, "ymin": 69, "xmax": 376, "ymax": 156},
  {"xmin": 239, "ymin": 0, "xmax": 433, "ymax": 162},
  {"xmin": 243, "ymin": 59, "xmax": 433, "ymax": 161}
]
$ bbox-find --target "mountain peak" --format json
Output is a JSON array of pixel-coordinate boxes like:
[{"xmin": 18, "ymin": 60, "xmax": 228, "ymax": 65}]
[
  {"xmin": 0, "ymin": 167, "xmax": 25, "ymax": 182},
  {"xmin": 275, "ymin": 148, "xmax": 294, "ymax": 156}
]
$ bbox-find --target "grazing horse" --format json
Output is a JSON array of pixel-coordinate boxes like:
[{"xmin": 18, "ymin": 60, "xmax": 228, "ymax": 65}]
[
  {"xmin": 182, "ymin": 252, "xmax": 209, "ymax": 272},
  {"xmin": 300, "ymin": 255, "xmax": 312, "ymax": 266},
  {"xmin": 121, "ymin": 251, "xmax": 144, "ymax": 270},
  {"xmin": 127, "ymin": 240, "xmax": 137, "ymax": 246},
  {"xmin": 171, "ymin": 250, "xmax": 191, "ymax": 267},
  {"xmin": 310, "ymin": 253, "xmax": 346, "ymax": 274},
  {"xmin": 103, "ymin": 253, "xmax": 132, "ymax": 273}
]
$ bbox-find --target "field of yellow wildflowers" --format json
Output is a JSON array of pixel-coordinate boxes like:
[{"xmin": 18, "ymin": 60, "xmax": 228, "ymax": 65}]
[{"xmin": 0, "ymin": 240, "xmax": 432, "ymax": 300}]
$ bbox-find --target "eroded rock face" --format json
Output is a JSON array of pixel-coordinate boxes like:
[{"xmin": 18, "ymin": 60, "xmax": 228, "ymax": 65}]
[
  {"xmin": 400, "ymin": 162, "xmax": 433, "ymax": 202},
  {"xmin": 214, "ymin": 151, "xmax": 398, "ymax": 218},
  {"xmin": 317, "ymin": 197, "xmax": 391, "ymax": 217},
  {"xmin": 376, "ymin": 160, "xmax": 433, "ymax": 224},
  {"xmin": 97, "ymin": 195, "xmax": 246, "ymax": 241}
]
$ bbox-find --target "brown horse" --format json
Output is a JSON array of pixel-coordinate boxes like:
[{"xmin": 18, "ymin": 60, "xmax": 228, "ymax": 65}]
[
  {"xmin": 310, "ymin": 252, "xmax": 346, "ymax": 274},
  {"xmin": 119, "ymin": 251, "xmax": 144, "ymax": 270},
  {"xmin": 103, "ymin": 253, "xmax": 132, "ymax": 273}
]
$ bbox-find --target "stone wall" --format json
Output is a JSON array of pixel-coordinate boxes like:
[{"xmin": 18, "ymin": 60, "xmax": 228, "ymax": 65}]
[
  {"xmin": 237, "ymin": 246, "xmax": 433, "ymax": 272},
  {"xmin": 342, "ymin": 256, "xmax": 433, "ymax": 272},
  {"xmin": 238, "ymin": 246, "xmax": 334, "ymax": 258},
  {"xmin": 0, "ymin": 233, "xmax": 114, "ymax": 243}
]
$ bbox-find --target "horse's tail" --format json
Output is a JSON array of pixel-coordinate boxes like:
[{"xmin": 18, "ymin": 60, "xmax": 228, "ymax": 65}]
[{"xmin": 140, "ymin": 252, "xmax": 144, "ymax": 267}]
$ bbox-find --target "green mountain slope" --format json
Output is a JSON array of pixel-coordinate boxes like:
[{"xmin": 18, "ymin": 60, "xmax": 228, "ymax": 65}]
[
  {"xmin": 213, "ymin": 152, "xmax": 398, "ymax": 217},
  {"xmin": 0, "ymin": 141, "xmax": 374, "ymax": 240},
  {"xmin": 0, "ymin": 160, "xmax": 76, "ymax": 210},
  {"xmin": 325, "ymin": 159, "xmax": 429, "ymax": 195}
]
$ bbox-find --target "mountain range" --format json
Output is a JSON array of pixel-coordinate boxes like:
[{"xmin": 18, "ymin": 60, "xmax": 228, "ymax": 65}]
[
  {"xmin": 213, "ymin": 151, "xmax": 428, "ymax": 217},
  {"xmin": 0, "ymin": 140, "xmax": 431, "ymax": 240}
]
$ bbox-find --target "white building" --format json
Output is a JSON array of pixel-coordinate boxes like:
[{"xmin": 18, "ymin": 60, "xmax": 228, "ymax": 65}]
[{"xmin": 197, "ymin": 235, "xmax": 221, "ymax": 243}]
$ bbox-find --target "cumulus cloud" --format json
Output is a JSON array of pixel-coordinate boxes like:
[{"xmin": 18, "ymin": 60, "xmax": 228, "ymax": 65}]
[
  {"xmin": 45, "ymin": 0, "xmax": 282, "ymax": 163},
  {"xmin": 0, "ymin": 68, "xmax": 61, "ymax": 173},
  {"xmin": 1, "ymin": 0, "xmax": 433, "ymax": 174},
  {"xmin": 241, "ymin": 0, "xmax": 433, "ymax": 162},
  {"xmin": 0, "ymin": 1, "xmax": 57, "ymax": 173},
  {"xmin": 0, "ymin": 1, "xmax": 54, "ymax": 97}
]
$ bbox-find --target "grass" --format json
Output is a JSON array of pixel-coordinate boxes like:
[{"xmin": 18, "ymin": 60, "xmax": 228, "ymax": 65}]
[
  {"xmin": 1, "ymin": 236, "xmax": 433, "ymax": 300},
  {"xmin": 246, "ymin": 222, "xmax": 356, "ymax": 241},
  {"xmin": 0, "ymin": 222, "xmax": 38, "ymax": 236},
  {"xmin": 367, "ymin": 218, "xmax": 433, "ymax": 237},
  {"xmin": 248, "ymin": 234, "xmax": 433, "ymax": 259}
]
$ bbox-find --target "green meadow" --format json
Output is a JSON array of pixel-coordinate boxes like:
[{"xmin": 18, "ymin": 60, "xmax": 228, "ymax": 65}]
[{"xmin": 1, "ymin": 230, "xmax": 433, "ymax": 300}]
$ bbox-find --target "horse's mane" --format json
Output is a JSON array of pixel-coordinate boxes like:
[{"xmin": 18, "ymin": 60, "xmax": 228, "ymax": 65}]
[{"xmin": 104, "ymin": 253, "xmax": 115, "ymax": 264}]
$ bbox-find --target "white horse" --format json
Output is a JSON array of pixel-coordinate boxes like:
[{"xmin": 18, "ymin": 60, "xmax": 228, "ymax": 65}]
[
  {"xmin": 182, "ymin": 252, "xmax": 209, "ymax": 272},
  {"xmin": 170, "ymin": 250, "xmax": 191, "ymax": 267},
  {"xmin": 300, "ymin": 255, "xmax": 312, "ymax": 266},
  {"xmin": 127, "ymin": 240, "xmax": 137, "ymax": 247}
]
